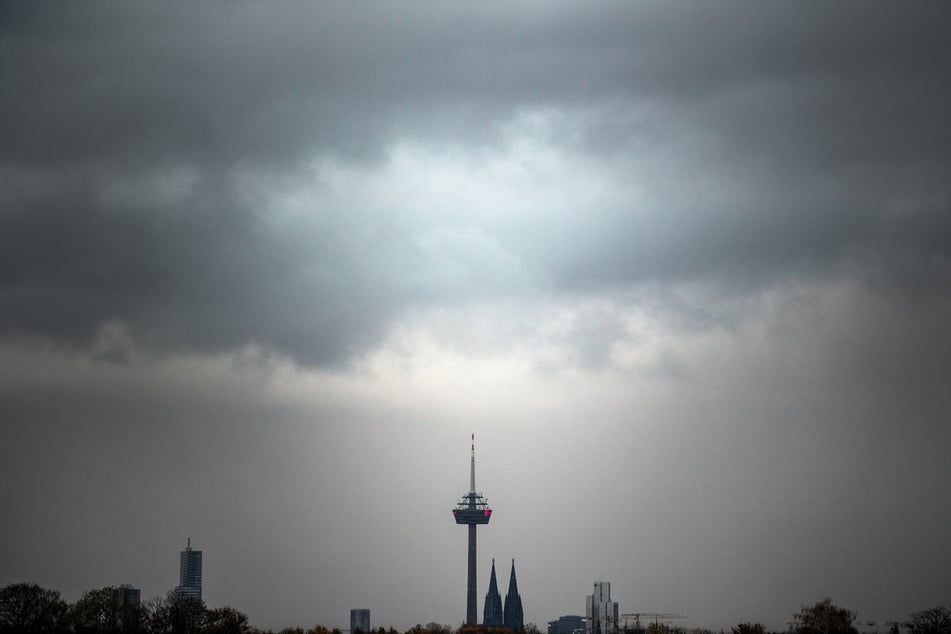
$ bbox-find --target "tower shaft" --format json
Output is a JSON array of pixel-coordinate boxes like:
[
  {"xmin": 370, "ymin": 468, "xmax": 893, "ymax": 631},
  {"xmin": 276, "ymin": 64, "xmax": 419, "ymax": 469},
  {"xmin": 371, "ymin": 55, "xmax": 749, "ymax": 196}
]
[{"xmin": 467, "ymin": 524, "xmax": 477, "ymax": 626}]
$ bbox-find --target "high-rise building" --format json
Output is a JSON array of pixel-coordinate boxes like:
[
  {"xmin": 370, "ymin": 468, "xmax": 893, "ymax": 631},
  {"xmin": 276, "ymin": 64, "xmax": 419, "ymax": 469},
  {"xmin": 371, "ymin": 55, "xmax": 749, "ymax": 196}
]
[
  {"xmin": 483, "ymin": 559, "xmax": 504, "ymax": 627},
  {"xmin": 452, "ymin": 434, "xmax": 492, "ymax": 626},
  {"xmin": 115, "ymin": 584, "xmax": 143, "ymax": 631},
  {"xmin": 503, "ymin": 559, "xmax": 524, "ymax": 632},
  {"xmin": 585, "ymin": 582, "xmax": 618, "ymax": 634},
  {"xmin": 176, "ymin": 538, "xmax": 203, "ymax": 601},
  {"xmin": 351, "ymin": 609, "xmax": 371, "ymax": 633},
  {"xmin": 119, "ymin": 584, "xmax": 141, "ymax": 608}
]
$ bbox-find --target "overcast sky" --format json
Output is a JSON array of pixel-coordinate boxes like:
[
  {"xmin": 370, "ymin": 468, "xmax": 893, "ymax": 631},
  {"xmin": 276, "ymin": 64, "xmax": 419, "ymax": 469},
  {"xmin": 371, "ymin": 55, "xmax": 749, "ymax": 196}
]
[{"xmin": 2, "ymin": 2, "xmax": 951, "ymax": 632}]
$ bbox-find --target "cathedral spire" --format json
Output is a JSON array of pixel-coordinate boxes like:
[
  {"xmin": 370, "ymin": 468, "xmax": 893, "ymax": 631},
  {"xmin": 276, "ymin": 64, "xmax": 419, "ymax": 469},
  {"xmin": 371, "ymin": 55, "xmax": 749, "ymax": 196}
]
[
  {"xmin": 503, "ymin": 559, "xmax": 524, "ymax": 632},
  {"xmin": 488, "ymin": 558, "xmax": 500, "ymax": 595},
  {"xmin": 483, "ymin": 558, "xmax": 503, "ymax": 627},
  {"xmin": 507, "ymin": 559, "xmax": 519, "ymax": 595}
]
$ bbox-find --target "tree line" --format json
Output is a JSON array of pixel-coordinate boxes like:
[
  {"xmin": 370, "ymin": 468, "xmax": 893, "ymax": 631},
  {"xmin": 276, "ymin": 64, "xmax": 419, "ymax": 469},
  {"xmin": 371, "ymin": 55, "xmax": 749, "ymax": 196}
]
[
  {"xmin": 1, "ymin": 584, "xmax": 948, "ymax": 634},
  {"xmin": 653, "ymin": 600, "xmax": 951, "ymax": 634},
  {"xmin": 0, "ymin": 583, "xmax": 495, "ymax": 634}
]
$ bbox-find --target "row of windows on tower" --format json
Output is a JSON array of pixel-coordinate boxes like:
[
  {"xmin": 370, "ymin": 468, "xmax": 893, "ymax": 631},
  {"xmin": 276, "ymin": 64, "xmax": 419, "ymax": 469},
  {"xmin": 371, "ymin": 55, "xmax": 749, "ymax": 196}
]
[{"xmin": 483, "ymin": 559, "xmax": 523, "ymax": 631}]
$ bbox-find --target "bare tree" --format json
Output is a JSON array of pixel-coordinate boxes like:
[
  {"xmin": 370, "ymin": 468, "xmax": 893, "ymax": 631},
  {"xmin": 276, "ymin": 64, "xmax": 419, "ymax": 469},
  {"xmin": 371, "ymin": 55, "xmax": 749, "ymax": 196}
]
[
  {"xmin": 795, "ymin": 599, "xmax": 857, "ymax": 634},
  {"xmin": 147, "ymin": 591, "xmax": 205, "ymax": 634},
  {"xmin": 908, "ymin": 608, "xmax": 951, "ymax": 634},
  {"xmin": 0, "ymin": 582, "xmax": 69, "ymax": 634},
  {"xmin": 71, "ymin": 585, "xmax": 147, "ymax": 633},
  {"xmin": 204, "ymin": 606, "xmax": 251, "ymax": 634}
]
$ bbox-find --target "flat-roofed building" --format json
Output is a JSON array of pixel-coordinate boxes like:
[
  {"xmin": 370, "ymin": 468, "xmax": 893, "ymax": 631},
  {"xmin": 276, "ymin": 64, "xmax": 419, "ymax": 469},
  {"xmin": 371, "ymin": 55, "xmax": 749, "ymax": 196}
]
[{"xmin": 549, "ymin": 615, "xmax": 584, "ymax": 634}]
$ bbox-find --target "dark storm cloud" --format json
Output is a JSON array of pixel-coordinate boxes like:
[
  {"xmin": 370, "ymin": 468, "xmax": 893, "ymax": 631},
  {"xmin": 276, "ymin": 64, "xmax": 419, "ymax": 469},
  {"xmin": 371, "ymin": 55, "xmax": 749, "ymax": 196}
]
[
  {"xmin": 5, "ymin": 3, "xmax": 949, "ymax": 167},
  {"xmin": 0, "ymin": 172, "xmax": 422, "ymax": 364},
  {"xmin": 2, "ymin": 2, "xmax": 950, "ymax": 364}
]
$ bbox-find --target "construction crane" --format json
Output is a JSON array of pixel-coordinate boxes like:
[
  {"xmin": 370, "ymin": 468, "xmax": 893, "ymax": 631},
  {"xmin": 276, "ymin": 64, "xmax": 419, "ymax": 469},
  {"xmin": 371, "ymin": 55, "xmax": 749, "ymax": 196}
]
[
  {"xmin": 786, "ymin": 620, "xmax": 906, "ymax": 633},
  {"xmin": 620, "ymin": 613, "xmax": 688, "ymax": 632},
  {"xmin": 856, "ymin": 622, "xmax": 906, "ymax": 633}
]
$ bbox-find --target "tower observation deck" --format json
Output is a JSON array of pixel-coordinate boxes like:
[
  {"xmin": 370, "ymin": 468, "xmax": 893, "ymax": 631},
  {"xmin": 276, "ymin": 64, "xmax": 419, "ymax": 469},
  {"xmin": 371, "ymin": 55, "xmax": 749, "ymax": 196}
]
[{"xmin": 452, "ymin": 434, "xmax": 492, "ymax": 626}]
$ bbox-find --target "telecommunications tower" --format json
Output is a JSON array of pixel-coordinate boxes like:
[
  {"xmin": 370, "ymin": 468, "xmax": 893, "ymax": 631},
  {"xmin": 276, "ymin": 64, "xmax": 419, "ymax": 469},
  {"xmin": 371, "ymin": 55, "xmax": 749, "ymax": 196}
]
[{"xmin": 452, "ymin": 434, "xmax": 492, "ymax": 626}]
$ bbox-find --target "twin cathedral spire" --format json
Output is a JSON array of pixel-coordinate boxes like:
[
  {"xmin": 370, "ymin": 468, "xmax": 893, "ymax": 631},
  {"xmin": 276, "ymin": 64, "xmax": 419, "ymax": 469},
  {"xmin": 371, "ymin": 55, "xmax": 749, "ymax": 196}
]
[{"xmin": 483, "ymin": 559, "xmax": 523, "ymax": 631}]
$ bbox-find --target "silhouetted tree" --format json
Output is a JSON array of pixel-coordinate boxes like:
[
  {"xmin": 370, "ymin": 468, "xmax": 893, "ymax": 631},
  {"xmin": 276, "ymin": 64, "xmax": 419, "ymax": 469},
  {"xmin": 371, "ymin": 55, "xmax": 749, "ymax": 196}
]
[
  {"xmin": 908, "ymin": 608, "xmax": 951, "ymax": 634},
  {"xmin": 305, "ymin": 625, "xmax": 331, "ymax": 634},
  {"xmin": 148, "ymin": 591, "xmax": 205, "ymax": 634},
  {"xmin": 0, "ymin": 582, "xmax": 69, "ymax": 634},
  {"xmin": 647, "ymin": 623, "xmax": 672, "ymax": 634},
  {"xmin": 72, "ymin": 585, "xmax": 147, "ymax": 633},
  {"xmin": 204, "ymin": 606, "xmax": 251, "ymax": 634},
  {"xmin": 795, "ymin": 599, "xmax": 857, "ymax": 634},
  {"xmin": 408, "ymin": 623, "xmax": 449, "ymax": 634},
  {"xmin": 732, "ymin": 624, "xmax": 766, "ymax": 634}
]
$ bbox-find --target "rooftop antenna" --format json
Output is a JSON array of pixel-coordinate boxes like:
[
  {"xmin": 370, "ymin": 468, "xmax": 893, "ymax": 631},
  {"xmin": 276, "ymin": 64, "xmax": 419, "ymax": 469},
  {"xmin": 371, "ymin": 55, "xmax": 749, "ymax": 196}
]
[{"xmin": 470, "ymin": 433, "xmax": 476, "ymax": 495}]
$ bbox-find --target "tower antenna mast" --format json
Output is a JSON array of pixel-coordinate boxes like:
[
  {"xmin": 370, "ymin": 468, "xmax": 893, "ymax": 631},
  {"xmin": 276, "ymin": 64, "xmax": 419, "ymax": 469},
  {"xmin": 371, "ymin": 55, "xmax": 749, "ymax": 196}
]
[
  {"xmin": 470, "ymin": 433, "xmax": 476, "ymax": 494},
  {"xmin": 452, "ymin": 433, "xmax": 493, "ymax": 627}
]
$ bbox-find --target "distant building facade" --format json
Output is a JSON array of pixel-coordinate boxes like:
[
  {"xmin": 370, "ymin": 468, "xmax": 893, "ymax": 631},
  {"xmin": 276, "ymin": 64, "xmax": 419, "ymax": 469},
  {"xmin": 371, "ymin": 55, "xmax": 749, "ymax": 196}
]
[
  {"xmin": 119, "ymin": 584, "xmax": 141, "ymax": 608},
  {"xmin": 549, "ymin": 615, "xmax": 585, "ymax": 634},
  {"xmin": 484, "ymin": 559, "xmax": 504, "ymax": 627},
  {"xmin": 586, "ymin": 582, "xmax": 618, "ymax": 634},
  {"xmin": 176, "ymin": 538, "xmax": 203, "ymax": 601},
  {"xmin": 351, "ymin": 609, "xmax": 371, "ymax": 633},
  {"xmin": 503, "ymin": 560, "xmax": 524, "ymax": 632}
]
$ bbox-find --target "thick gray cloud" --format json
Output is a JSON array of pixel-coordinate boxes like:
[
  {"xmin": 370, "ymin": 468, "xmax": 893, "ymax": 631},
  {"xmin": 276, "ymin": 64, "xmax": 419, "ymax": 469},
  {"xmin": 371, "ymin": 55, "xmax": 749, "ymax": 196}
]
[
  {"xmin": 3, "ymin": 3, "xmax": 950, "ymax": 363},
  {"xmin": 2, "ymin": 2, "xmax": 951, "ymax": 631}
]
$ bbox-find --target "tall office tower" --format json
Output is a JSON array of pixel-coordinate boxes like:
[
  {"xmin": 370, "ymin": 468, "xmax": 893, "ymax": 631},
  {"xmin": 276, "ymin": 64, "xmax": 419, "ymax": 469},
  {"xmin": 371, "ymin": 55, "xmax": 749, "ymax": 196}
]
[
  {"xmin": 585, "ymin": 582, "xmax": 618, "ymax": 634},
  {"xmin": 176, "ymin": 538, "xmax": 203, "ymax": 601},
  {"xmin": 503, "ymin": 559, "xmax": 524, "ymax": 632},
  {"xmin": 351, "ymin": 609, "xmax": 371, "ymax": 633},
  {"xmin": 483, "ymin": 559, "xmax": 504, "ymax": 627},
  {"xmin": 452, "ymin": 434, "xmax": 492, "ymax": 626}
]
